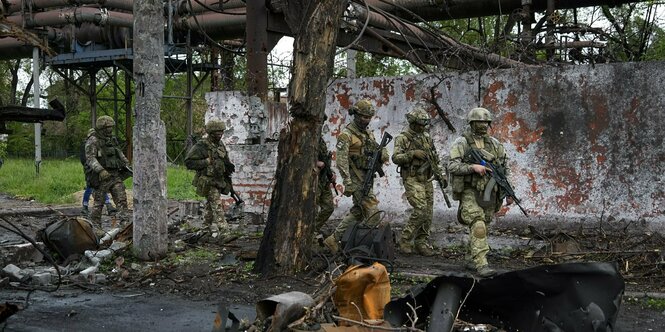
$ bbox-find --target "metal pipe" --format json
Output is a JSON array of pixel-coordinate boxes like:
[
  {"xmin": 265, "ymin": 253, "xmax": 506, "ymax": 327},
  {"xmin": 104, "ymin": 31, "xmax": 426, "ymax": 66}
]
[
  {"xmin": 4, "ymin": 0, "xmax": 135, "ymax": 14},
  {"xmin": 427, "ymin": 281, "xmax": 463, "ymax": 332},
  {"xmin": 365, "ymin": 0, "xmax": 645, "ymax": 21},
  {"xmin": 177, "ymin": 11, "xmax": 246, "ymax": 39},
  {"xmin": 176, "ymin": 0, "xmax": 245, "ymax": 15},
  {"xmin": 6, "ymin": 7, "xmax": 134, "ymax": 28}
]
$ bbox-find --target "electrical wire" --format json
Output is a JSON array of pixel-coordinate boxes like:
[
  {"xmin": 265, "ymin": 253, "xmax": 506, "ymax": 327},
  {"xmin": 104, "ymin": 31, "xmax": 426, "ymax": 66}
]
[
  {"xmin": 186, "ymin": 0, "xmax": 246, "ymax": 54},
  {"xmin": 0, "ymin": 216, "xmax": 62, "ymax": 293}
]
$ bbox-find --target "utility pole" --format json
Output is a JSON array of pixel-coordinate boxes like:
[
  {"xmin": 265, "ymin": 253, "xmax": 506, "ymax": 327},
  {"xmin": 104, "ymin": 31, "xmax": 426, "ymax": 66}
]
[
  {"xmin": 32, "ymin": 47, "xmax": 41, "ymax": 174},
  {"xmin": 132, "ymin": 0, "xmax": 168, "ymax": 260}
]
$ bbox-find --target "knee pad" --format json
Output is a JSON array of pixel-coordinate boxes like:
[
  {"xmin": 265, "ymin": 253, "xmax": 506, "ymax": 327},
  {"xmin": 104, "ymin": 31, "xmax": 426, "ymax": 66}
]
[{"xmin": 471, "ymin": 221, "xmax": 487, "ymax": 239}]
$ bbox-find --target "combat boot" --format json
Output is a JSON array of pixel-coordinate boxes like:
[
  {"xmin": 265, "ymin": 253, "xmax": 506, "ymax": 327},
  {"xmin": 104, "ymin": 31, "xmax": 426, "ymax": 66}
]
[
  {"xmin": 476, "ymin": 265, "xmax": 496, "ymax": 278},
  {"xmin": 399, "ymin": 239, "xmax": 414, "ymax": 254},
  {"xmin": 81, "ymin": 205, "xmax": 89, "ymax": 215},
  {"xmin": 105, "ymin": 203, "xmax": 117, "ymax": 215},
  {"xmin": 415, "ymin": 242, "xmax": 436, "ymax": 257},
  {"xmin": 323, "ymin": 235, "xmax": 339, "ymax": 253}
]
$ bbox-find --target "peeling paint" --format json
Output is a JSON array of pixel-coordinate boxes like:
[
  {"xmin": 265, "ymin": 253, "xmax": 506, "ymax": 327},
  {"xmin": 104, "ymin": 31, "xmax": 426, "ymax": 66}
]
[{"xmin": 206, "ymin": 61, "xmax": 665, "ymax": 227}]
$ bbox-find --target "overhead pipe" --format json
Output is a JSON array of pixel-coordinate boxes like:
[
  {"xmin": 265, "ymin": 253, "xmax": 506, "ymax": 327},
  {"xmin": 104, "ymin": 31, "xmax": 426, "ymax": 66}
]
[
  {"xmin": 3, "ymin": 0, "xmax": 134, "ymax": 15},
  {"xmin": 364, "ymin": 0, "xmax": 645, "ymax": 21},
  {"xmin": 6, "ymin": 7, "xmax": 133, "ymax": 28},
  {"xmin": 351, "ymin": 3, "xmax": 526, "ymax": 68},
  {"xmin": 176, "ymin": 11, "xmax": 246, "ymax": 40},
  {"xmin": 0, "ymin": 27, "xmax": 72, "ymax": 59},
  {"xmin": 175, "ymin": 0, "xmax": 246, "ymax": 15}
]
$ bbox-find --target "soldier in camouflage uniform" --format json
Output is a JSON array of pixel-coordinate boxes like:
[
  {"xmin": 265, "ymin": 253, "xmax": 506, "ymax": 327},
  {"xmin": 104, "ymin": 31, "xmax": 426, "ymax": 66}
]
[
  {"xmin": 85, "ymin": 115, "xmax": 131, "ymax": 227},
  {"xmin": 392, "ymin": 107, "xmax": 442, "ymax": 256},
  {"xmin": 314, "ymin": 136, "xmax": 336, "ymax": 234},
  {"xmin": 324, "ymin": 99, "xmax": 389, "ymax": 253},
  {"xmin": 185, "ymin": 119, "xmax": 235, "ymax": 238},
  {"xmin": 448, "ymin": 107, "xmax": 514, "ymax": 277}
]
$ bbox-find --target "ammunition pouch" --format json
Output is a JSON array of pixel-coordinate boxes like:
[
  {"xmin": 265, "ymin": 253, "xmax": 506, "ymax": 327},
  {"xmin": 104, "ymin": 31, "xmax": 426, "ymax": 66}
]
[{"xmin": 193, "ymin": 174, "xmax": 210, "ymax": 196}]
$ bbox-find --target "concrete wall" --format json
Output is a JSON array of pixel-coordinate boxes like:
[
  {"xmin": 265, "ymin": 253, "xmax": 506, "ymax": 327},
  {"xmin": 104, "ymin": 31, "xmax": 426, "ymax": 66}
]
[{"xmin": 206, "ymin": 61, "xmax": 665, "ymax": 229}]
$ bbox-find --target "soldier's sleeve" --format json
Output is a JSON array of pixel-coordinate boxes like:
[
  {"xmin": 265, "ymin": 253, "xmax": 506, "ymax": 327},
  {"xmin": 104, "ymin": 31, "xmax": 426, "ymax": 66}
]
[
  {"xmin": 391, "ymin": 134, "xmax": 412, "ymax": 166},
  {"xmin": 335, "ymin": 132, "xmax": 352, "ymax": 181},
  {"xmin": 447, "ymin": 137, "xmax": 474, "ymax": 176},
  {"xmin": 184, "ymin": 143, "xmax": 209, "ymax": 170},
  {"xmin": 85, "ymin": 136, "xmax": 104, "ymax": 174},
  {"xmin": 118, "ymin": 147, "xmax": 130, "ymax": 165}
]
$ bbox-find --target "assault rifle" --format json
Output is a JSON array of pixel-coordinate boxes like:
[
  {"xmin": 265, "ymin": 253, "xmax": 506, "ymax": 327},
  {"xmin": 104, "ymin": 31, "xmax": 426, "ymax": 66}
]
[
  {"xmin": 412, "ymin": 138, "xmax": 452, "ymax": 208},
  {"xmin": 467, "ymin": 149, "xmax": 528, "ymax": 216},
  {"xmin": 361, "ymin": 132, "xmax": 393, "ymax": 199},
  {"xmin": 224, "ymin": 160, "xmax": 244, "ymax": 206},
  {"xmin": 322, "ymin": 151, "xmax": 339, "ymax": 195}
]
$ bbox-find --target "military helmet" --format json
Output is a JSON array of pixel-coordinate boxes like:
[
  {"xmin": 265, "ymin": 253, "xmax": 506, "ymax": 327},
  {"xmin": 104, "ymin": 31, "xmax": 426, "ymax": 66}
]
[
  {"xmin": 406, "ymin": 107, "xmax": 430, "ymax": 126},
  {"xmin": 205, "ymin": 119, "xmax": 226, "ymax": 133},
  {"xmin": 95, "ymin": 115, "xmax": 115, "ymax": 130},
  {"xmin": 350, "ymin": 99, "xmax": 375, "ymax": 117},
  {"xmin": 467, "ymin": 107, "xmax": 492, "ymax": 123}
]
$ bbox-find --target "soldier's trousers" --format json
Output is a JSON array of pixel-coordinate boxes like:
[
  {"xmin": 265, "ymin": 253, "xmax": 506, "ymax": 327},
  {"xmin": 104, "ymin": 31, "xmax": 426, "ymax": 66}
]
[
  {"xmin": 458, "ymin": 188, "xmax": 497, "ymax": 268},
  {"xmin": 90, "ymin": 175, "xmax": 128, "ymax": 226},
  {"xmin": 332, "ymin": 190, "xmax": 379, "ymax": 240},
  {"xmin": 400, "ymin": 176, "xmax": 434, "ymax": 246},
  {"xmin": 204, "ymin": 186, "xmax": 229, "ymax": 230},
  {"xmin": 314, "ymin": 180, "xmax": 335, "ymax": 233}
]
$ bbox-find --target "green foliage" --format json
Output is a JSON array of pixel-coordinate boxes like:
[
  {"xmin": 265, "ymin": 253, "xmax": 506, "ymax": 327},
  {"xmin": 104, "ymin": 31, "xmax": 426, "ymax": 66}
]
[
  {"xmin": 0, "ymin": 158, "xmax": 85, "ymax": 203},
  {"xmin": 166, "ymin": 164, "xmax": 197, "ymax": 200},
  {"xmin": 646, "ymin": 297, "xmax": 665, "ymax": 310},
  {"xmin": 166, "ymin": 248, "xmax": 219, "ymax": 266},
  {"xmin": 0, "ymin": 157, "xmax": 200, "ymax": 204},
  {"xmin": 0, "ymin": 139, "xmax": 7, "ymax": 160}
]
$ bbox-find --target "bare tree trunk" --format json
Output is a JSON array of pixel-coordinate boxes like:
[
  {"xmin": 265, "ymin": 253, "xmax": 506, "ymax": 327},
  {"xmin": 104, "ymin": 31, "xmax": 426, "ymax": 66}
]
[
  {"xmin": 255, "ymin": 0, "xmax": 346, "ymax": 275},
  {"xmin": 132, "ymin": 0, "xmax": 167, "ymax": 260}
]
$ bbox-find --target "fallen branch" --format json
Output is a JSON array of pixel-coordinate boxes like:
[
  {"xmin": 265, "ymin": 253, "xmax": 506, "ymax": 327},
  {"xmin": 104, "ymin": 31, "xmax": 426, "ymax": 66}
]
[{"xmin": 332, "ymin": 315, "xmax": 424, "ymax": 331}]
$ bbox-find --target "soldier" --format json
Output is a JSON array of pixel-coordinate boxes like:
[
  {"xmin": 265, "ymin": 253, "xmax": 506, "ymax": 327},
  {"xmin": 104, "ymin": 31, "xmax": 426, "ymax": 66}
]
[
  {"xmin": 84, "ymin": 115, "xmax": 131, "ymax": 227},
  {"xmin": 448, "ymin": 107, "xmax": 514, "ymax": 277},
  {"xmin": 184, "ymin": 119, "xmax": 235, "ymax": 239},
  {"xmin": 313, "ymin": 136, "xmax": 336, "ymax": 236},
  {"xmin": 392, "ymin": 107, "xmax": 442, "ymax": 256},
  {"xmin": 324, "ymin": 99, "xmax": 389, "ymax": 253}
]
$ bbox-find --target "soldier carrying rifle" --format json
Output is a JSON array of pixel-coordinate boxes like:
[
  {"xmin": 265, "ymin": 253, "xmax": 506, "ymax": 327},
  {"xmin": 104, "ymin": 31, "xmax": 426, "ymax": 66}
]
[
  {"xmin": 185, "ymin": 119, "xmax": 239, "ymax": 242},
  {"xmin": 323, "ymin": 99, "xmax": 390, "ymax": 253},
  {"xmin": 392, "ymin": 107, "xmax": 448, "ymax": 256}
]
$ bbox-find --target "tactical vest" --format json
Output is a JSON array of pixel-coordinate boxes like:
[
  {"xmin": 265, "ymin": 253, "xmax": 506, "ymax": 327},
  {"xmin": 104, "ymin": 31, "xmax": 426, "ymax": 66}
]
[
  {"xmin": 398, "ymin": 130, "xmax": 434, "ymax": 179},
  {"xmin": 191, "ymin": 139, "xmax": 229, "ymax": 194},
  {"xmin": 450, "ymin": 132, "xmax": 503, "ymax": 201},
  {"xmin": 346, "ymin": 124, "xmax": 379, "ymax": 171},
  {"xmin": 94, "ymin": 133, "xmax": 124, "ymax": 170}
]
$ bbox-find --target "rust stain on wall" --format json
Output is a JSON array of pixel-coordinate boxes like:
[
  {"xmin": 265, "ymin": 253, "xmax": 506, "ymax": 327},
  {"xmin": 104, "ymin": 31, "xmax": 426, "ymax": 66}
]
[
  {"xmin": 544, "ymin": 165, "xmax": 591, "ymax": 212},
  {"xmin": 482, "ymin": 81, "xmax": 505, "ymax": 110},
  {"xmin": 404, "ymin": 77, "xmax": 417, "ymax": 101},
  {"xmin": 334, "ymin": 82, "xmax": 352, "ymax": 109},
  {"xmin": 492, "ymin": 111, "xmax": 543, "ymax": 153},
  {"xmin": 372, "ymin": 79, "xmax": 396, "ymax": 107}
]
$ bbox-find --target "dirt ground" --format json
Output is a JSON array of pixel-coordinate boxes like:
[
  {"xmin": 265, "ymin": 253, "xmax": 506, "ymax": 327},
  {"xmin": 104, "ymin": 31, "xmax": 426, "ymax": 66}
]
[{"xmin": 1, "ymin": 193, "xmax": 664, "ymax": 331}]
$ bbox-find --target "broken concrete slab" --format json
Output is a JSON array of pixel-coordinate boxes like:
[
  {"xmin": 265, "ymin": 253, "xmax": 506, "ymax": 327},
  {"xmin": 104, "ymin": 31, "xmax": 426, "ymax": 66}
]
[
  {"xmin": 1, "ymin": 264, "xmax": 22, "ymax": 281},
  {"xmin": 0, "ymin": 242, "xmax": 44, "ymax": 266}
]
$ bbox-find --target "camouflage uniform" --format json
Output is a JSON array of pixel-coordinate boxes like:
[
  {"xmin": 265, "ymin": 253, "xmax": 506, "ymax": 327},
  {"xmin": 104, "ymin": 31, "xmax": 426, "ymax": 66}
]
[
  {"xmin": 314, "ymin": 137, "xmax": 335, "ymax": 232},
  {"xmin": 184, "ymin": 120, "xmax": 234, "ymax": 234},
  {"xmin": 448, "ymin": 107, "xmax": 510, "ymax": 277},
  {"xmin": 324, "ymin": 100, "xmax": 389, "ymax": 252},
  {"xmin": 85, "ymin": 116, "xmax": 130, "ymax": 227},
  {"xmin": 392, "ymin": 108, "xmax": 441, "ymax": 256}
]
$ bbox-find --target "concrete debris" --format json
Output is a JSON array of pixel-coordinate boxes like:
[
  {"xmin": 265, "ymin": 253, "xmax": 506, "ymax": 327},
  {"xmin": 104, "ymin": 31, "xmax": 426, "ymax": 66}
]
[
  {"xmin": 0, "ymin": 242, "xmax": 44, "ymax": 266},
  {"xmin": 1, "ymin": 264, "xmax": 23, "ymax": 281}
]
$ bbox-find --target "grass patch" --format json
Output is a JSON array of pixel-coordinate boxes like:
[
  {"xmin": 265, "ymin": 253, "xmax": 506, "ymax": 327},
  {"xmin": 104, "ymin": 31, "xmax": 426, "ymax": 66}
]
[
  {"xmin": 0, "ymin": 158, "xmax": 200, "ymax": 204},
  {"xmin": 646, "ymin": 298, "xmax": 665, "ymax": 310},
  {"xmin": 166, "ymin": 248, "xmax": 219, "ymax": 266}
]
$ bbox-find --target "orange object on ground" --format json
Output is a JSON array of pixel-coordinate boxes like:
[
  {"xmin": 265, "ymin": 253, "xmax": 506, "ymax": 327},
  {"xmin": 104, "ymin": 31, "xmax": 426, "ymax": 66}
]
[{"xmin": 333, "ymin": 262, "xmax": 391, "ymax": 324}]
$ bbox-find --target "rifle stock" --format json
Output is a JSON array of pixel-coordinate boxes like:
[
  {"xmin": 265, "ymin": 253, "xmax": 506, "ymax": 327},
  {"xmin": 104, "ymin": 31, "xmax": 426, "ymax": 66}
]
[
  {"xmin": 361, "ymin": 132, "xmax": 393, "ymax": 199},
  {"xmin": 468, "ymin": 149, "xmax": 528, "ymax": 216}
]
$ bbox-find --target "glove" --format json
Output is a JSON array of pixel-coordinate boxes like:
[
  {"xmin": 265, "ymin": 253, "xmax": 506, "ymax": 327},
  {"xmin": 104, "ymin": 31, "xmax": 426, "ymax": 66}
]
[
  {"xmin": 412, "ymin": 150, "xmax": 427, "ymax": 160},
  {"xmin": 343, "ymin": 181, "xmax": 356, "ymax": 197},
  {"xmin": 99, "ymin": 169, "xmax": 111, "ymax": 181}
]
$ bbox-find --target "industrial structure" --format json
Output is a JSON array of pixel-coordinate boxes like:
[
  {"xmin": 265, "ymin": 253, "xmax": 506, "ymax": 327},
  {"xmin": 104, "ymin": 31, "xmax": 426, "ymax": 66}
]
[{"xmin": 0, "ymin": 0, "xmax": 648, "ymax": 154}]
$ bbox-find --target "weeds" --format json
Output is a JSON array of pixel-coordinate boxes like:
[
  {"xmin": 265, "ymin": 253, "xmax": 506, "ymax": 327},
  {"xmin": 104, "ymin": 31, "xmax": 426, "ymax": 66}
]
[{"xmin": 0, "ymin": 158, "xmax": 199, "ymax": 204}]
